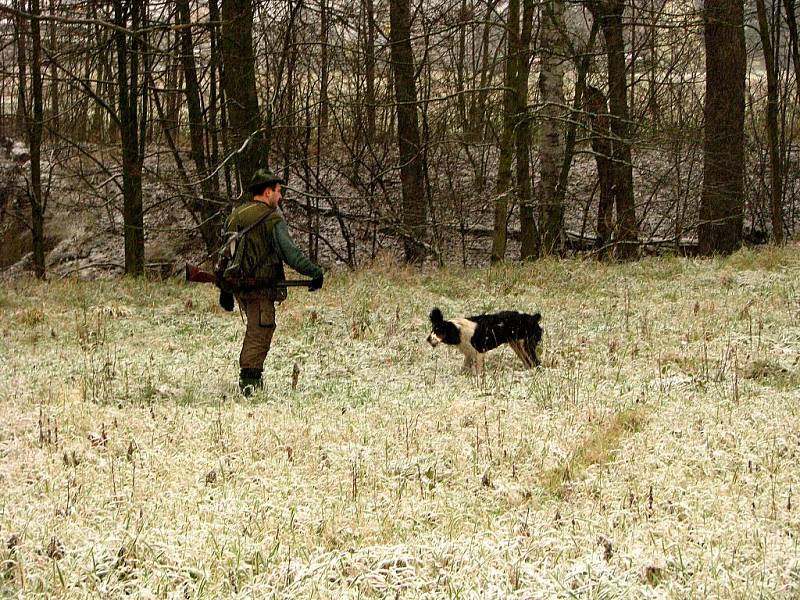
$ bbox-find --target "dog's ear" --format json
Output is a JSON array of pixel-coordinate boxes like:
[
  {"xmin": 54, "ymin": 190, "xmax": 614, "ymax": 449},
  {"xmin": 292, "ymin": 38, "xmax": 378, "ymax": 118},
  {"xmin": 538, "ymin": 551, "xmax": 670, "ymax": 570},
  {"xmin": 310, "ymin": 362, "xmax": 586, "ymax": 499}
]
[
  {"xmin": 429, "ymin": 307, "xmax": 443, "ymax": 324},
  {"xmin": 532, "ymin": 312, "xmax": 542, "ymax": 323}
]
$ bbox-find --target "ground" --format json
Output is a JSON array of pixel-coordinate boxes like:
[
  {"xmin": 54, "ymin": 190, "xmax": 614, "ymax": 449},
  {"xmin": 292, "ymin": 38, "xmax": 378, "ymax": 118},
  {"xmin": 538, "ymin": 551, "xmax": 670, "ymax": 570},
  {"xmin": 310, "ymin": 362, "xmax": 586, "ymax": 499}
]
[{"xmin": 1, "ymin": 248, "xmax": 799, "ymax": 598}]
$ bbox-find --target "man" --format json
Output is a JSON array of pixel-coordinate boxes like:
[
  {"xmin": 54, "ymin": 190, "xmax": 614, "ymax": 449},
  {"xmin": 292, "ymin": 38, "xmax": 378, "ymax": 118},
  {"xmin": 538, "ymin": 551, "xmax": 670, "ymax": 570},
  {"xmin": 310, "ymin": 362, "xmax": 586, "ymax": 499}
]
[{"xmin": 225, "ymin": 169, "xmax": 324, "ymax": 396}]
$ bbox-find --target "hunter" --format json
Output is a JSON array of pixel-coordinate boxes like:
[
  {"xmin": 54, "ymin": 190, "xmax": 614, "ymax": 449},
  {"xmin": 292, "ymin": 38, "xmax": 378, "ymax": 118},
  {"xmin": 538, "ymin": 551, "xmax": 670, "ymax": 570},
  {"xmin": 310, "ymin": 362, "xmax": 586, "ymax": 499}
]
[{"xmin": 226, "ymin": 169, "xmax": 323, "ymax": 396}]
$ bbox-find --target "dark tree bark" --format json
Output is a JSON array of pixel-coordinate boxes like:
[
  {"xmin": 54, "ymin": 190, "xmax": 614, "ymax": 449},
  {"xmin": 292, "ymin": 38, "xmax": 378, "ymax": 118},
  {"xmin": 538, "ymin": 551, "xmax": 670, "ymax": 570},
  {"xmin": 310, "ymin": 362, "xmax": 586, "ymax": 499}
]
[
  {"xmin": 755, "ymin": 0, "xmax": 784, "ymax": 244},
  {"xmin": 28, "ymin": 0, "xmax": 46, "ymax": 278},
  {"xmin": 319, "ymin": 0, "xmax": 329, "ymax": 133},
  {"xmin": 588, "ymin": 0, "xmax": 639, "ymax": 259},
  {"xmin": 456, "ymin": 0, "xmax": 468, "ymax": 133},
  {"xmin": 468, "ymin": 0, "xmax": 499, "ymax": 145},
  {"xmin": 47, "ymin": 0, "xmax": 58, "ymax": 135},
  {"xmin": 516, "ymin": 0, "xmax": 536, "ymax": 259},
  {"xmin": 14, "ymin": 1, "xmax": 27, "ymax": 137},
  {"xmin": 363, "ymin": 0, "xmax": 376, "ymax": 145},
  {"xmin": 491, "ymin": 0, "xmax": 520, "ymax": 263},
  {"xmin": 389, "ymin": 0, "xmax": 427, "ymax": 263},
  {"xmin": 557, "ymin": 20, "xmax": 599, "ymax": 229},
  {"xmin": 114, "ymin": 0, "xmax": 145, "ymax": 275},
  {"xmin": 585, "ymin": 85, "xmax": 615, "ymax": 249},
  {"xmin": 221, "ymin": 0, "xmax": 265, "ymax": 192},
  {"xmin": 783, "ymin": 0, "xmax": 800, "ymax": 103},
  {"xmin": 208, "ymin": 0, "xmax": 226, "ymax": 198},
  {"xmin": 283, "ymin": 20, "xmax": 296, "ymax": 185},
  {"xmin": 176, "ymin": 0, "xmax": 221, "ymax": 253},
  {"xmin": 463, "ymin": 0, "xmax": 499, "ymax": 193},
  {"xmin": 699, "ymin": 0, "xmax": 746, "ymax": 254}
]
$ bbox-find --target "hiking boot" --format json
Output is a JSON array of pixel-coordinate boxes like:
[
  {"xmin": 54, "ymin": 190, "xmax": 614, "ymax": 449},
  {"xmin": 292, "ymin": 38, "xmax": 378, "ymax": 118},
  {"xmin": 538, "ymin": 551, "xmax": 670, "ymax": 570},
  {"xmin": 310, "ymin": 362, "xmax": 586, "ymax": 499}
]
[{"xmin": 239, "ymin": 368, "xmax": 263, "ymax": 397}]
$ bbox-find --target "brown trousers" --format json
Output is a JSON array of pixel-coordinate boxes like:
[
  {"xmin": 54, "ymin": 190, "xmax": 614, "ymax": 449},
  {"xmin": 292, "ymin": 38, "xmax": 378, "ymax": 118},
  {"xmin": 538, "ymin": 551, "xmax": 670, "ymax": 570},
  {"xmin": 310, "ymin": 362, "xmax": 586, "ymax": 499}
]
[{"xmin": 236, "ymin": 293, "xmax": 276, "ymax": 369}]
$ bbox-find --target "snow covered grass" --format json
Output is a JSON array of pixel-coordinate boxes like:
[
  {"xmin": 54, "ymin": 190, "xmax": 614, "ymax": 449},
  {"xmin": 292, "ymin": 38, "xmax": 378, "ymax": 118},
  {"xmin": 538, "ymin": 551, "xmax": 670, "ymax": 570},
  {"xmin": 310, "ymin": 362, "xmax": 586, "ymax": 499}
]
[{"xmin": 1, "ymin": 247, "xmax": 800, "ymax": 598}]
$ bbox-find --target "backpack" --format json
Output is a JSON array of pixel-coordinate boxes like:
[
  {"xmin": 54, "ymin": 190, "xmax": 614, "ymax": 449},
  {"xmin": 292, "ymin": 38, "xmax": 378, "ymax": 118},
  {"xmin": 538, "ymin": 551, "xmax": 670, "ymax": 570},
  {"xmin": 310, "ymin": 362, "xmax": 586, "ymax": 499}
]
[{"xmin": 213, "ymin": 207, "xmax": 274, "ymax": 293}]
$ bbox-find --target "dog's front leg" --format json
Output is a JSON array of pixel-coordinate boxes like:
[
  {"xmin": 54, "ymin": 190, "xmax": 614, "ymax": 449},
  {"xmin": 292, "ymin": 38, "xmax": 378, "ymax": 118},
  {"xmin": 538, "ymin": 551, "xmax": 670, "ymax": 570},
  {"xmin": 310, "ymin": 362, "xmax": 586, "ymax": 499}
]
[
  {"xmin": 474, "ymin": 353, "xmax": 485, "ymax": 376},
  {"xmin": 525, "ymin": 336, "xmax": 540, "ymax": 367},
  {"xmin": 510, "ymin": 340, "xmax": 532, "ymax": 368},
  {"xmin": 461, "ymin": 353, "xmax": 475, "ymax": 374}
]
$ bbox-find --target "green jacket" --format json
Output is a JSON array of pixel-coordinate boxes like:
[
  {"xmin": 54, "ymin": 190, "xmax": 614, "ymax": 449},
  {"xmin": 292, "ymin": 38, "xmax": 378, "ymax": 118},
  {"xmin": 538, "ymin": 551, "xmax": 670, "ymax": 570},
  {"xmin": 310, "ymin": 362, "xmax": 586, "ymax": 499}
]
[{"xmin": 226, "ymin": 203, "xmax": 323, "ymax": 298}]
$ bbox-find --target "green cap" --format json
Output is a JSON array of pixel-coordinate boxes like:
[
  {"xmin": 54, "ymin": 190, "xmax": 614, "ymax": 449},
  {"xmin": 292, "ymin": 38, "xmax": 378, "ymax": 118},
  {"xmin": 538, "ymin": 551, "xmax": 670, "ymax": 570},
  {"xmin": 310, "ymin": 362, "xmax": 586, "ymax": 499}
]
[{"xmin": 248, "ymin": 169, "xmax": 285, "ymax": 193}]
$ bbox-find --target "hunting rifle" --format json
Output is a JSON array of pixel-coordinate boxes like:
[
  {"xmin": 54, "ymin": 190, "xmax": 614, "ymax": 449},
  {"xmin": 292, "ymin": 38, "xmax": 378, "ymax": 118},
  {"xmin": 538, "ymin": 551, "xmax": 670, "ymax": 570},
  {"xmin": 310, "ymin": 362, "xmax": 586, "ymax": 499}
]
[{"xmin": 185, "ymin": 263, "xmax": 312, "ymax": 288}]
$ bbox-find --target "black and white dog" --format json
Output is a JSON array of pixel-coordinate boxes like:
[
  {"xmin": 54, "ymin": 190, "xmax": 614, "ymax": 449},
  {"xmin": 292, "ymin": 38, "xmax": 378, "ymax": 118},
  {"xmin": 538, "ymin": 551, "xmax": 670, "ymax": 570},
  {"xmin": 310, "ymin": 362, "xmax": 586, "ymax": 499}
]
[{"xmin": 427, "ymin": 307, "xmax": 543, "ymax": 374}]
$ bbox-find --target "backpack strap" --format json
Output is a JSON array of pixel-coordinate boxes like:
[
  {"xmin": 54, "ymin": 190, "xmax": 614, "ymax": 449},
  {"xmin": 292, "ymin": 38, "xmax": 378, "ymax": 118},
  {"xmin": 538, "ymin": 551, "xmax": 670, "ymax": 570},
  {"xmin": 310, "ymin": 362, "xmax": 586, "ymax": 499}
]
[{"xmin": 234, "ymin": 205, "xmax": 277, "ymax": 239}]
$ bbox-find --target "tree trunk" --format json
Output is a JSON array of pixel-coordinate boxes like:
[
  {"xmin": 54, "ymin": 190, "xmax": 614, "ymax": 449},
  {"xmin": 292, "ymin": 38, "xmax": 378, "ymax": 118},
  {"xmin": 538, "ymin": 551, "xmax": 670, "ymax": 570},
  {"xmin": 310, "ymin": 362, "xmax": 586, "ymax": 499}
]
[
  {"xmin": 90, "ymin": 1, "xmax": 107, "ymax": 141},
  {"xmin": 755, "ymin": 0, "xmax": 784, "ymax": 244},
  {"xmin": 456, "ymin": 0, "xmax": 468, "ymax": 133},
  {"xmin": 14, "ymin": 2, "xmax": 27, "ymax": 137},
  {"xmin": 586, "ymin": 85, "xmax": 615, "ymax": 249},
  {"xmin": 221, "ymin": 0, "xmax": 265, "ymax": 192},
  {"xmin": 284, "ymin": 22, "xmax": 296, "ymax": 184},
  {"xmin": 176, "ymin": 0, "xmax": 222, "ymax": 253},
  {"xmin": 588, "ymin": 0, "xmax": 638, "ymax": 259},
  {"xmin": 363, "ymin": 0, "xmax": 376, "ymax": 145},
  {"xmin": 783, "ymin": 0, "xmax": 800, "ymax": 103},
  {"xmin": 557, "ymin": 21, "xmax": 598, "ymax": 225},
  {"xmin": 537, "ymin": 0, "xmax": 567, "ymax": 256},
  {"xmin": 699, "ymin": 0, "xmax": 745, "ymax": 254},
  {"xmin": 114, "ymin": 0, "xmax": 145, "ymax": 275},
  {"xmin": 389, "ymin": 0, "xmax": 427, "ymax": 263},
  {"xmin": 208, "ymin": 0, "xmax": 224, "ymax": 197},
  {"xmin": 165, "ymin": 47, "xmax": 180, "ymax": 136},
  {"xmin": 491, "ymin": 0, "xmax": 520, "ymax": 263},
  {"xmin": 319, "ymin": 0, "xmax": 329, "ymax": 133},
  {"xmin": 469, "ymin": 0, "xmax": 499, "ymax": 145},
  {"xmin": 516, "ymin": 0, "xmax": 536, "ymax": 258},
  {"xmin": 47, "ymin": 0, "xmax": 58, "ymax": 136},
  {"xmin": 28, "ymin": 0, "xmax": 45, "ymax": 278},
  {"xmin": 646, "ymin": 0, "xmax": 660, "ymax": 122}
]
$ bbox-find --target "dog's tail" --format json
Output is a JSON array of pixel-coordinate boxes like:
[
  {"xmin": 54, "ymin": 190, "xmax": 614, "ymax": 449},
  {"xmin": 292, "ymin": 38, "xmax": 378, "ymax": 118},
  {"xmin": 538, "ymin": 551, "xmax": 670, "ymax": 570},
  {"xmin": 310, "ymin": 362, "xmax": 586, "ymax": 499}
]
[{"xmin": 429, "ymin": 307, "xmax": 444, "ymax": 325}]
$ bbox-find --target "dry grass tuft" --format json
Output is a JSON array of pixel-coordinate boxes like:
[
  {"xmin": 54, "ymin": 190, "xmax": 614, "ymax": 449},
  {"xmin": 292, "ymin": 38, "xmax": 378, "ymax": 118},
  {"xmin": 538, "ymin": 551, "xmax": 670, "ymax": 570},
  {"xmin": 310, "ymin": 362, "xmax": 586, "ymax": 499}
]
[{"xmin": 542, "ymin": 407, "xmax": 647, "ymax": 497}]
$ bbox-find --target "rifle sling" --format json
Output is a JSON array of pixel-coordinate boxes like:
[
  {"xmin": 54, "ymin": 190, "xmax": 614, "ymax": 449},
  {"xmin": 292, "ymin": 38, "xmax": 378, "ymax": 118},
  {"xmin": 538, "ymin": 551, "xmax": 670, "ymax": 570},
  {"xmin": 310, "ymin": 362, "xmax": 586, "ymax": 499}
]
[{"xmin": 235, "ymin": 205, "xmax": 276, "ymax": 239}]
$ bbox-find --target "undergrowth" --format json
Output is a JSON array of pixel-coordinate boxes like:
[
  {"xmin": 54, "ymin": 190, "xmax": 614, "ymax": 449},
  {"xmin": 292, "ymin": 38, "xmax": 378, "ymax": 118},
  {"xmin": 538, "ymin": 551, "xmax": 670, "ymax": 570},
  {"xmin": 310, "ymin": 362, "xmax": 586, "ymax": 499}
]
[{"xmin": 1, "ymin": 247, "xmax": 799, "ymax": 598}]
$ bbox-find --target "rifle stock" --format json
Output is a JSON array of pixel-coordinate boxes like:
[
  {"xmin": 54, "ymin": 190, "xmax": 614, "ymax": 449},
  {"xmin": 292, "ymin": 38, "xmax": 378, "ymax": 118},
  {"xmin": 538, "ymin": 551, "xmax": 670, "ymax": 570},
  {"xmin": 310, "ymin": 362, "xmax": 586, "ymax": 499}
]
[
  {"xmin": 185, "ymin": 263, "xmax": 217, "ymax": 284},
  {"xmin": 184, "ymin": 263, "xmax": 311, "ymax": 288}
]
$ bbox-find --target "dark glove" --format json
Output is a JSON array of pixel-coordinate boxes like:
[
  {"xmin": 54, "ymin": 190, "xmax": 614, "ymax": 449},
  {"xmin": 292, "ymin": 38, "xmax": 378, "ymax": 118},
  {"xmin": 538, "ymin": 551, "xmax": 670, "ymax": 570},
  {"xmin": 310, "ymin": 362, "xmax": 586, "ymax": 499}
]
[
  {"xmin": 309, "ymin": 273, "xmax": 324, "ymax": 292},
  {"xmin": 219, "ymin": 289, "xmax": 235, "ymax": 312}
]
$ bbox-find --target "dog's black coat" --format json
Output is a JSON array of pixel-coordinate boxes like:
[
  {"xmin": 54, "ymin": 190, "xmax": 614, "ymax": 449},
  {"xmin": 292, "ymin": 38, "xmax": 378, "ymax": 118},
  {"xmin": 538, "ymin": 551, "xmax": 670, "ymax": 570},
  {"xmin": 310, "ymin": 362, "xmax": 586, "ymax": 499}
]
[{"xmin": 428, "ymin": 307, "xmax": 543, "ymax": 371}]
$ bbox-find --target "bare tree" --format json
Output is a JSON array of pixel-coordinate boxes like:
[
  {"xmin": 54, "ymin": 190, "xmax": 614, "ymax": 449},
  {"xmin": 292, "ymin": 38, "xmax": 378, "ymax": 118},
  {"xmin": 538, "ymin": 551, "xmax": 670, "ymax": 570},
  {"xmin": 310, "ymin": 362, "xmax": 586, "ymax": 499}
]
[
  {"xmin": 586, "ymin": 85, "xmax": 615, "ymax": 250},
  {"xmin": 389, "ymin": 0, "xmax": 427, "ymax": 263},
  {"xmin": 1, "ymin": 0, "xmax": 798, "ymax": 276},
  {"xmin": 783, "ymin": 0, "xmax": 800, "ymax": 102},
  {"xmin": 588, "ymin": 0, "xmax": 639, "ymax": 259},
  {"xmin": 26, "ymin": 0, "xmax": 46, "ymax": 278},
  {"xmin": 114, "ymin": 0, "xmax": 145, "ymax": 275},
  {"xmin": 537, "ymin": 0, "xmax": 567, "ymax": 256},
  {"xmin": 221, "ymin": 0, "xmax": 265, "ymax": 191},
  {"xmin": 176, "ymin": 0, "xmax": 222, "ymax": 253},
  {"xmin": 755, "ymin": 0, "xmax": 784, "ymax": 244},
  {"xmin": 516, "ymin": 0, "xmax": 536, "ymax": 259},
  {"xmin": 699, "ymin": 0, "xmax": 745, "ymax": 254},
  {"xmin": 491, "ymin": 0, "xmax": 520, "ymax": 263}
]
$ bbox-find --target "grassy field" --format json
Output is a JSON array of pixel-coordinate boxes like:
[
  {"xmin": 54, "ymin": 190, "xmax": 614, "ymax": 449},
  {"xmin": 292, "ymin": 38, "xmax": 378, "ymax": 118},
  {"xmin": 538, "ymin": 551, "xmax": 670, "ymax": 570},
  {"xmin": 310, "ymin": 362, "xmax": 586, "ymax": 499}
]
[{"xmin": 1, "ymin": 248, "xmax": 799, "ymax": 598}]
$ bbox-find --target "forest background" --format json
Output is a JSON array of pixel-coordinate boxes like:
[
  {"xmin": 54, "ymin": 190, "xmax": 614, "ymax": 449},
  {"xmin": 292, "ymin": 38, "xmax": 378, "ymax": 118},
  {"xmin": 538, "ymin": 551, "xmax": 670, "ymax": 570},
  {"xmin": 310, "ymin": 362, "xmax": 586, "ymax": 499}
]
[{"xmin": 0, "ymin": 0, "xmax": 797, "ymax": 276}]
